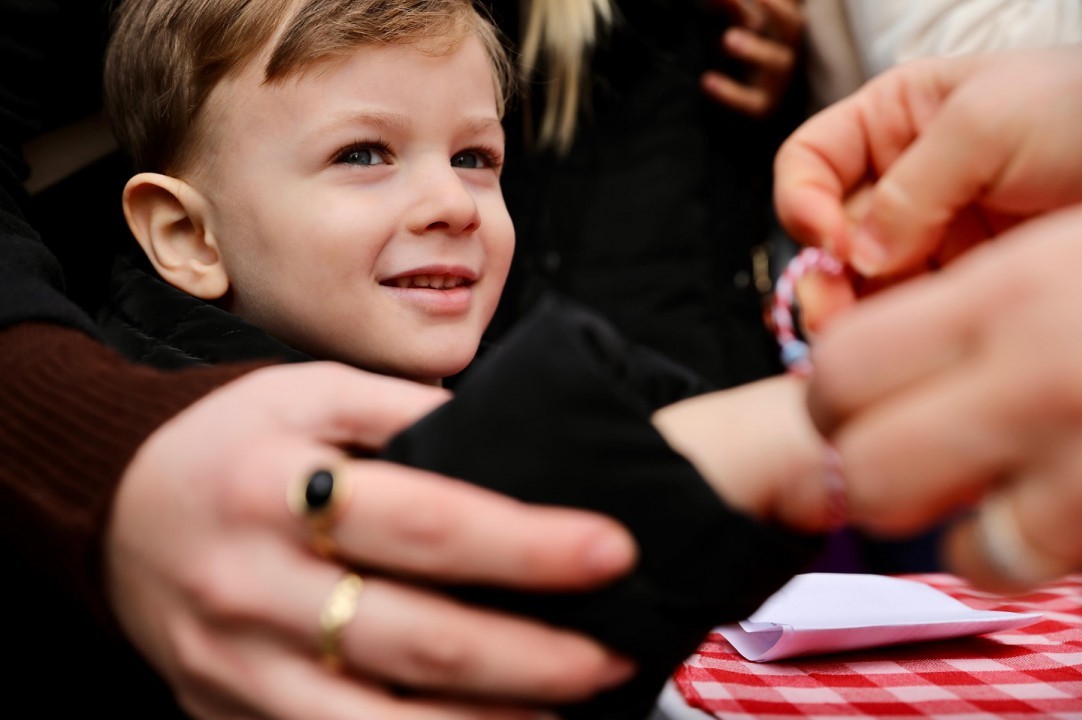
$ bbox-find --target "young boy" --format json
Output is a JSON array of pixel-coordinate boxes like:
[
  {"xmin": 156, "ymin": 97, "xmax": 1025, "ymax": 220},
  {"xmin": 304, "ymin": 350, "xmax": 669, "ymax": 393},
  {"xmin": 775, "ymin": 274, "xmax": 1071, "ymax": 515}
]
[
  {"xmin": 98, "ymin": 1, "xmax": 833, "ymax": 718},
  {"xmin": 102, "ymin": 0, "xmax": 515, "ymax": 385}
]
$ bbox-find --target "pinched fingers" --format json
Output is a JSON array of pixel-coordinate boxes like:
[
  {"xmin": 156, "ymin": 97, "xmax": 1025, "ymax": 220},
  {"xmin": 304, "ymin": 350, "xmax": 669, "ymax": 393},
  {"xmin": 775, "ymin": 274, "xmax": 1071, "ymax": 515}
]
[
  {"xmin": 851, "ymin": 71, "xmax": 1008, "ymax": 276},
  {"xmin": 859, "ymin": 47, "xmax": 1082, "ymax": 278},
  {"xmin": 827, "ymin": 354, "xmax": 1016, "ymax": 539},
  {"xmin": 774, "ymin": 57, "xmax": 965, "ymax": 271},
  {"xmin": 806, "ymin": 269, "xmax": 974, "ymax": 438},
  {"xmin": 810, "ymin": 206, "xmax": 1082, "ymax": 441}
]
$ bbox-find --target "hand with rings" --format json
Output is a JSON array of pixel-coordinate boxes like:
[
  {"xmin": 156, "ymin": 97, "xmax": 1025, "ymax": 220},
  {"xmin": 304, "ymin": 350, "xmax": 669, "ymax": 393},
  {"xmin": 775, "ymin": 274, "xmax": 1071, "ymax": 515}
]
[
  {"xmin": 105, "ymin": 362, "xmax": 637, "ymax": 719},
  {"xmin": 700, "ymin": 0, "xmax": 805, "ymax": 117}
]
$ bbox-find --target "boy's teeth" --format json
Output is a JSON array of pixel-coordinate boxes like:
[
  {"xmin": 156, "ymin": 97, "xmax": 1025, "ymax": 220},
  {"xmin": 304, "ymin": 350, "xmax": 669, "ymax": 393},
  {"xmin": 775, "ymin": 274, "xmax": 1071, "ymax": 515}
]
[{"xmin": 393, "ymin": 274, "xmax": 465, "ymax": 289}]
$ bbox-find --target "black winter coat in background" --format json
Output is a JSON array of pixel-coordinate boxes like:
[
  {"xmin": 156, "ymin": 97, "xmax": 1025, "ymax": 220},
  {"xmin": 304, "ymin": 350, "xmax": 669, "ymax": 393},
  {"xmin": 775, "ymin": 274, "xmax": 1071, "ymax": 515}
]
[{"xmin": 485, "ymin": 0, "xmax": 804, "ymax": 390}]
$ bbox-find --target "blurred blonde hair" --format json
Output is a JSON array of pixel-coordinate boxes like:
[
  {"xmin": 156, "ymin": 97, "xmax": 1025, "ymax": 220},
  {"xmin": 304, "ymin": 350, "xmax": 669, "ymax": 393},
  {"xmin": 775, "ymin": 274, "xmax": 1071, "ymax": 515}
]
[{"xmin": 519, "ymin": 0, "xmax": 614, "ymax": 153}]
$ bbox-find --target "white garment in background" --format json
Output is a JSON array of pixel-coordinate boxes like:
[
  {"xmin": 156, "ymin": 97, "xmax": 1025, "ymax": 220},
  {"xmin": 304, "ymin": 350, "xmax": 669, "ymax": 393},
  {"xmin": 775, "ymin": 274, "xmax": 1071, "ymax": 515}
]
[{"xmin": 805, "ymin": 0, "xmax": 1082, "ymax": 109}]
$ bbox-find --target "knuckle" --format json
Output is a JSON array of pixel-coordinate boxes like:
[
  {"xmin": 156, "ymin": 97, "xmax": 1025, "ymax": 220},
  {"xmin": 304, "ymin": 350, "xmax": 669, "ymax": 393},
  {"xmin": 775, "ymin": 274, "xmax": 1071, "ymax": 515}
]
[
  {"xmin": 215, "ymin": 442, "xmax": 276, "ymax": 525},
  {"xmin": 386, "ymin": 494, "xmax": 457, "ymax": 554},
  {"xmin": 184, "ymin": 550, "xmax": 258, "ymax": 623},
  {"xmin": 746, "ymin": 96, "xmax": 771, "ymax": 116},
  {"xmin": 400, "ymin": 627, "xmax": 476, "ymax": 684},
  {"xmin": 872, "ymin": 176, "xmax": 924, "ymax": 225}
]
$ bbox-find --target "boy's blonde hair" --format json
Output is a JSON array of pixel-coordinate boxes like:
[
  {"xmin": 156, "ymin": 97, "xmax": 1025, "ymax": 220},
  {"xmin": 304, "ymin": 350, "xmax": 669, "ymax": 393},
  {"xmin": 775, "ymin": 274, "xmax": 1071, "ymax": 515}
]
[{"xmin": 104, "ymin": 0, "xmax": 515, "ymax": 175}]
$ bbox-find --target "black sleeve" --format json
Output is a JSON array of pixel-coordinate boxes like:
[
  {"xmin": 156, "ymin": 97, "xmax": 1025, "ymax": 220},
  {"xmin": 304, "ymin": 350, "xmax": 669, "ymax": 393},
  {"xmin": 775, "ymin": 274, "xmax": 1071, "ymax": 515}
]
[
  {"xmin": 381, "ymin": 293, "xmax": 824, "ymax": 719},
  {"xmin": 0, "ymin": 0, "xmax": 102, "ymax": 336}
]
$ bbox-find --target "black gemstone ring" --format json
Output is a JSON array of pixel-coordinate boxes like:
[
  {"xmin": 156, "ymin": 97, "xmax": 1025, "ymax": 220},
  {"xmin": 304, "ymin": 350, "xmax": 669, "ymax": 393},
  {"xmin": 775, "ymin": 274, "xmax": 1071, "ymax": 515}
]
[{"xmin": 289, "ymin": 465, "xmax": 352, "ymax": 556}]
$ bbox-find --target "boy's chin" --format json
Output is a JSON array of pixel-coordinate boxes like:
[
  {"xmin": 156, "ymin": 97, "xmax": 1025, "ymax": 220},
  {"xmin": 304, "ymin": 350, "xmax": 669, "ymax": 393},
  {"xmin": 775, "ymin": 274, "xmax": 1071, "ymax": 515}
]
[{"xmin": 393, "ymin": 351, "xmax": 478, "ymax": 387}]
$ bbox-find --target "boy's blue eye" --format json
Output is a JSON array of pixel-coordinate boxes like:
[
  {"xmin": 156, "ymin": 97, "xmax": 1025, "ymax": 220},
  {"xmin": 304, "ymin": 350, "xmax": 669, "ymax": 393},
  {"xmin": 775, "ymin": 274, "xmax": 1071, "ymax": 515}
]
[
  {"xmin": 336, "ymin": 143, "xmax": 388, "ymax": 166},
  {"xmin": 452, "ymin": 149, "xmax": 499, "ymax": 170}
]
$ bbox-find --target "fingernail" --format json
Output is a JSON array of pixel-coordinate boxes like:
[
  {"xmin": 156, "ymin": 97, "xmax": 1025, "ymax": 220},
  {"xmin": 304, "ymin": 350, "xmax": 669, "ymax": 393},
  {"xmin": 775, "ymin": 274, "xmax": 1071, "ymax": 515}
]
[
  {"xmin": 583, "ymin": 526, "xmax": 636, "ymax": 576},
  {"xmin": 598, "ymin": 656, "xmax": 637, "ymax": 689},
  {"xmin": 850, "ymin": 226, "xmax": 888, "ymax": 276},
  {"xmin": 724, "ymin": 27, "xmax": 749, "ymax": 50}
]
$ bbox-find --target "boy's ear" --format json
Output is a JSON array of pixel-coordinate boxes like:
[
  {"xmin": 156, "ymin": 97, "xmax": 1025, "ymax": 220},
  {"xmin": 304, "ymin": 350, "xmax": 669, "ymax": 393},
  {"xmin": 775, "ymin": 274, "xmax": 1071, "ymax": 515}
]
[{"xmin": 122, "ymin": 172, "xmax": 229, "ymax": 300}]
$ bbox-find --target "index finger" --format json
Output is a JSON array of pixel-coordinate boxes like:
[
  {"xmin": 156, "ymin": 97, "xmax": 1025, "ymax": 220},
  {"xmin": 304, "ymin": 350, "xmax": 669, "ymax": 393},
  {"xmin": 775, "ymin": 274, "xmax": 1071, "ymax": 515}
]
[{"xmin": 773, "ymin": 96, "xmax": 873, "ymax": 256}]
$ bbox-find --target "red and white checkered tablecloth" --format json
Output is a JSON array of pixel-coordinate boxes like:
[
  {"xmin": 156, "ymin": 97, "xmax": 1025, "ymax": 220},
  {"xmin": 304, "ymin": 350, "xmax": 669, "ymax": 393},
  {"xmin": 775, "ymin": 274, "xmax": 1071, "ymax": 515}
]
[{"xmin": 672, "ymin": 573, "xmax": 1082, "ymax": 719}]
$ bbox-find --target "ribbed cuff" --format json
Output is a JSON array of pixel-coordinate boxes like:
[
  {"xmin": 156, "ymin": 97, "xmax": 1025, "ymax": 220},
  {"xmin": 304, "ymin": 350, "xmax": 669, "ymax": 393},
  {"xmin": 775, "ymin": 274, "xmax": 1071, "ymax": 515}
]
[{"xmin": 0, "ymin": 322, "xmax": 264, "ymax": 626}]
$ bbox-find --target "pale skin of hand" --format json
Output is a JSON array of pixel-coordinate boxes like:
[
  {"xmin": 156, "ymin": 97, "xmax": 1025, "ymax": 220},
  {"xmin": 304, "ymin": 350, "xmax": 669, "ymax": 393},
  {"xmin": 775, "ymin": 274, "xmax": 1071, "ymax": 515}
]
[
  {"xmin": 805, "ymin": 206, "xmax": 1082, "ymax": 592},
  {"xmin": 773, "ymin": 46, "xmax": 1082, "ymax": 330},
  {"xmin": 700, "ymin": 0, "xmax": 804, "ymax": 117},
  {"xmin": 652, "ymin": 373, "xmax": 836, "ymax": 535},
  {"xmin": 106, "ymin": 362, "xmax": 638, "ymax": 720}
]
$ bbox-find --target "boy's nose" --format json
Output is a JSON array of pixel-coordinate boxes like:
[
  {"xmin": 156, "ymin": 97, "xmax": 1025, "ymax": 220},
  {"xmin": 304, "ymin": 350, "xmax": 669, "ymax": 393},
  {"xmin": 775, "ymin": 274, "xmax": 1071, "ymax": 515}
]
[{"xmin": 408, "ymin": 166, "xmax": 481, "ymax": 236}]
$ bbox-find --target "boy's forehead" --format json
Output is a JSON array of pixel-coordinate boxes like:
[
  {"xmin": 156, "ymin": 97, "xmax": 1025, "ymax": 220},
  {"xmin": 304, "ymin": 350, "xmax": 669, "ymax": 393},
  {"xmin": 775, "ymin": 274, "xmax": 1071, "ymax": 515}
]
[
  {"xmin": 255, "ymin": 11, "xmax": 474, "ymax": 85},
  {"xmin": 202, "ymin": 29, "xmax": 497, "ymax": 138}
]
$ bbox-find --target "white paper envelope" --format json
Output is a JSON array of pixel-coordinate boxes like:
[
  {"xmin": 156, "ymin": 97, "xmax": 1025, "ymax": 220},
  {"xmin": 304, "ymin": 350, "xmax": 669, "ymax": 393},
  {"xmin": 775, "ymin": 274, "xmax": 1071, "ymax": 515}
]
[{"xmin": 717, "ymin": 573, "xmax": 1042, "ymax": 662}]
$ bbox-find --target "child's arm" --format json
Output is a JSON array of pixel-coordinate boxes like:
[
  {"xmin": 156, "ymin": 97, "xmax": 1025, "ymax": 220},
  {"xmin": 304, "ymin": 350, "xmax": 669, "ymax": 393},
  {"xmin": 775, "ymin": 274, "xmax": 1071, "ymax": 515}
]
[{"xmin": 652, "ymin": 373, "xmax": 837, "ymax": 533}]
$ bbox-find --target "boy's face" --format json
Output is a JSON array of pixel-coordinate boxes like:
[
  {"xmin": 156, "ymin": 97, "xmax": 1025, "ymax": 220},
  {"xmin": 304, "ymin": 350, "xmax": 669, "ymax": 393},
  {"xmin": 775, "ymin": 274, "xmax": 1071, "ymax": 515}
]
[{"xmin": 191, "ymin": 34, "xmax": 513, "ymax": 384}]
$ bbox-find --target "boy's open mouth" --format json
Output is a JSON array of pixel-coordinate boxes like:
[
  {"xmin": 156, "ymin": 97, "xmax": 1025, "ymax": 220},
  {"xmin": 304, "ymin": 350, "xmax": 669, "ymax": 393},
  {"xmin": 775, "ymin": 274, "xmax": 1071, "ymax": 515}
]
[{"xmin": 382, "ymin": 274, "xmax": 474, "ymax": 290}]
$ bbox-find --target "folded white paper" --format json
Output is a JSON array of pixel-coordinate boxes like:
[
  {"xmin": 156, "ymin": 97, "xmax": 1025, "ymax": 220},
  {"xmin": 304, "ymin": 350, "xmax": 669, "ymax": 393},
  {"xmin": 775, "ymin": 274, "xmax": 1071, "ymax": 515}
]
[{"xmin": 717, "ymin": 573, "xmax": 1041, "ymax": 662}]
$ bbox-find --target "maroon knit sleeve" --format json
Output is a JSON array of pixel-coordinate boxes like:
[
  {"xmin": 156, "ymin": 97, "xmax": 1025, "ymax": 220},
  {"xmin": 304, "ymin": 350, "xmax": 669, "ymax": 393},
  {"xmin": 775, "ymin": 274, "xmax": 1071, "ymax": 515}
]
[{"xmin": 0, "ymin": 322, "xmax": 270, "ymax": 624}]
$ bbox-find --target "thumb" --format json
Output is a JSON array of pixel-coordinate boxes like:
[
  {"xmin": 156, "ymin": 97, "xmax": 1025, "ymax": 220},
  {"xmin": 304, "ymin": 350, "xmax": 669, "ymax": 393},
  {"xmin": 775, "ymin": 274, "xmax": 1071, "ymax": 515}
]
[
  {"xmin": 850, "ymin": 64, "xmax": 1006, "ymax": 276},
  {"xmin": 258, "ymin": 362, "xmax": 453, "ymax": 449}
]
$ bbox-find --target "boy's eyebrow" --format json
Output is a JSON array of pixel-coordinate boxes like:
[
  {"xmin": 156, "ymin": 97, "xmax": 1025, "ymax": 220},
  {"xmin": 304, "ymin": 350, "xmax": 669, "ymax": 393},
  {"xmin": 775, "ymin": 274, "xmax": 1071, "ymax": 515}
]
[
  {"xmin": 308, "ymin": 110, "xmax": 504, "ymax": 140},
  {"xmin": 461, "ymin": 116, "xmax": 506, "ymax": 139},
  {"xmin": 314, "ymin": 109, "xmax": 410, "ymax": 136}
]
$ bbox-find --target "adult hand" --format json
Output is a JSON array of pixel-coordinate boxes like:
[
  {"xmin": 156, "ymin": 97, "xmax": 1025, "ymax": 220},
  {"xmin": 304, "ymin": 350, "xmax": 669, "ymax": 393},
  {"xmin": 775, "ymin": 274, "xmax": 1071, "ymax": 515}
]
[
  {"xmin": 806, "ymin": 205, "xmax": 1082, "ymax": 592},
  {"xmin": 701, "ymin": 0, "xmax": 804, "ymax": 117},
  {"xmin": 106, "ymin": 362, "xmax": 637, "ymax": 719},
  {"xmin": 774, "ymin": 46, "xmax": 1082, "ymax": 303}
]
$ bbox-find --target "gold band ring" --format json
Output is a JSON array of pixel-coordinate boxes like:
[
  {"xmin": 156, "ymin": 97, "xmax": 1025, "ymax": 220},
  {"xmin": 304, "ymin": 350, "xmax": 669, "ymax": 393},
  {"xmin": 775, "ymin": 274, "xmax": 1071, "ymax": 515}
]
[
  {"xmin": 289, "ymin": 465, "xmax": 352, "ymax": 557},
  {"xmin": 320, "ymin": 572, "xmax": 365, "ymax": 671}
]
